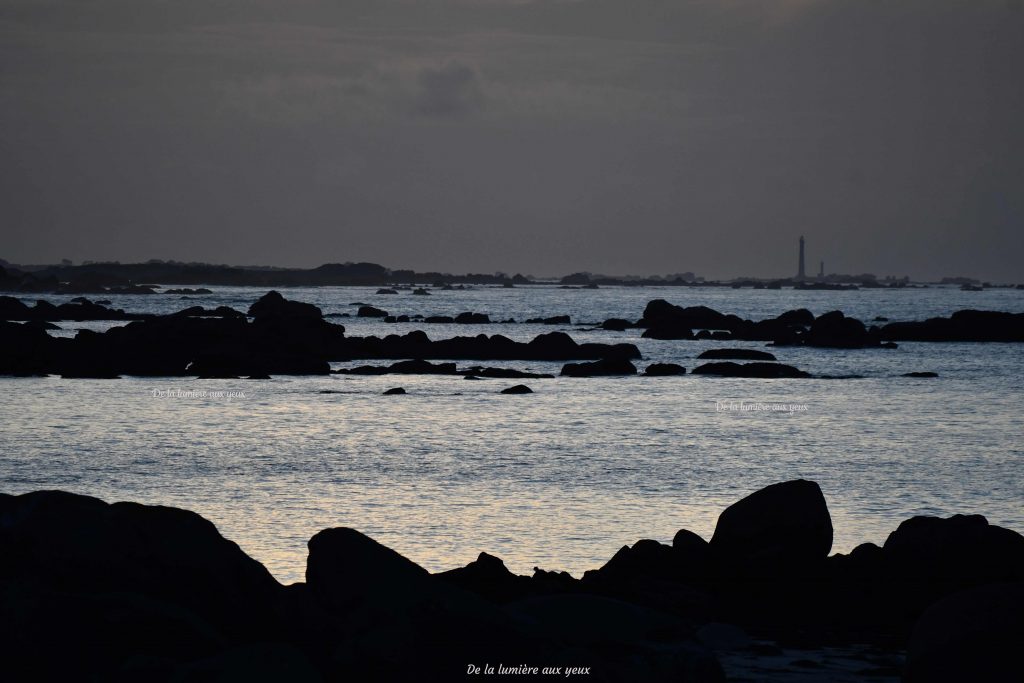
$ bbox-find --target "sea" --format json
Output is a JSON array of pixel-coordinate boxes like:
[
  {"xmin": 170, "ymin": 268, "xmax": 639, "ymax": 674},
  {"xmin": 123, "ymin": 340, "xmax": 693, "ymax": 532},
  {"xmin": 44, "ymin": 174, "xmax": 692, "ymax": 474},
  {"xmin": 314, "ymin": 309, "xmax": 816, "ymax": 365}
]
[{"xmin": 2, "ymin": 285, "xmax": 1022, "ymax": 584}]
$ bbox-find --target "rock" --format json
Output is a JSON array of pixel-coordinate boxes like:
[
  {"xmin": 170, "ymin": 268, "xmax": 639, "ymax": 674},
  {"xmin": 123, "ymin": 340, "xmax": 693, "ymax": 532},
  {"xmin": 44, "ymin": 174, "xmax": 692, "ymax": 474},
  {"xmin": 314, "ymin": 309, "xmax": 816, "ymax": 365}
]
[
  {"xmin": 905, "ymin": 582, "xmax": 1024, "ymax": 683},
  {"xmin": 697, "ymin": 349, "xmax": 777, "ymax": 361},
  {"xmin": 341, "ymin": 359, "xmax": 459, "ymax": 375},
  {"xmin": 560, "ymin": 358, "xmax": 638, "ymax": 377},
  {"xmin": 882, "ymin": 514, "xmax": 1024, "ymax": 582},
  {"xmin": 903, "ymin": 371, "xmax": 938, "ymax": 378},
  {"xmin": 306, "ymin": 527, "xmax": 431, "ymax": 611},
  {"xmin": 0, "ymin": 490, "xmax": 281, "ymax": 637},
  {"xmin": 462, "ymin": 366, "xmax": 554, "ymax": 379},
  {"xmin": 247, "ymin": 291, "xmax": 322, "ymax": 320},
  {"xmin": 881, "ymin": 310, "xmax": 1024, "ymax": 342},
  {"xmin": 383, "ymin": 387, "xmax": 406, "ymax": 395},
  {"xmin": 434, "ymin": 552, "xmax": 533, "ymax": 602},
  {"xmin": 454, "ymin": 312, "xmax": 490, "ymax": 324},
  {"xmin": 776, "ymin": 309, "xmax": 815, "ymax": 326},
  {"xmin": 602, "ymin": 318, "xmax": 631, "ymax": 331},
  {"xmin": 805, "ymin": 310, "xmax": 876, "ymax": 348},
  {"xmin": 357, "ymin": 305, "xmax": 388, "ymax": 318},
  {"xmin": 644, "ymin": 362, "xmax": 686, "ymax": 376},
  {"xmin": 881, "ymin": 341, "xmax": 899, "ymax": 348},
  {"xmin": 526, "ymin": 315, "xmax": 571, "ymax": 325},
  {"xmin": 500, "ymin": 384, "xmax": 533, "ymax": 394},
  {"xmin": 376, "ymin": 288, "xmax": 398, "ymax": 294},
  {"xmin": 587, "ymin": 539, "xmax": 683, "ymax": 583},
  {"xmin": 692, "ymin": 362, "xmax": 809, "ymax": 378},
  {"xmin": 710, "ymin": 479, "xmax": 833, "ymax": 571},
  {"xmin": 424, "ymin": 315, "xmax": 454, "ymax": 323},
  {"xmin": 412, "ymin": 287, "xmax": 430, "ymax": 295}
]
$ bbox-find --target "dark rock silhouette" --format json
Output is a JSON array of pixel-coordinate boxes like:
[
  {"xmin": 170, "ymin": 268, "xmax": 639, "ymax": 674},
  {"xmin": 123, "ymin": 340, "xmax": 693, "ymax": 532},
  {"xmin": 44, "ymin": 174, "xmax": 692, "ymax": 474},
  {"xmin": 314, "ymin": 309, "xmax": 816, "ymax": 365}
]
[
  {"xmin": 248, "ymin": 290, "xmax": 322, "ymax": 320},
  {"xmin": 903, "ymin": 371, "xmax": 939, "ymax": 378},
  {"xmin": 454, "ymin": 312, "xmax": 490, "ymax": 324},
  {"xmin": 602, "ymin": 318, "xmax": 632, "ymax": 331},
  {"xmin": 526, "ymin": 315, "xmax": 571, "ymax": 325},
  {"xmin": 881, "ymin": 310, "xmax": 1024, "ymax": 342},
  {"xmin": 4, "ymin": 484, "xmax": 1023, "ymax": 681},
  {"xmin": 376, "ymin": 288, "xmax": 398, "ymax": 294},
  {"xmin": 1, "ymin": 292, "xmax": 641, "ymax": 377},
  {"xmin": 0, "ymin": 295, "xmax": 149, "ymax": 321},
  {"xmin": 697, "ymin": 349, "xmax": 777, "ymax": 361},
  {"xmin": 644, "ymin": 362, "xmax": 686, "ymax": 376},
  {"xmin": 805, "ymin": 310, "xmax": 877, "ymax": 348},
  {"xmin": 710, "ymin": 479, "xmax": 832, "ymax": 572},
  {"xmin": 692, "ymin": 362, "xmax": 809, "ymax": 378},
  {"xmin": 383, "ymin": 387, "xmax": 406, "ymax": 395},
  {"xmin": 340, "ymin": 359, "xmax": 459, "ymax": 375},
  {"xmin": 357, "ymin": 305, "xmax": 388, "ymax": 318},
  {"xmin": 463, "ymin": 366, "xmax": 554, "ymax": 379},
  {"xmin": 561, "ymin": 358, "xmax": 638, "ymax": 377},
  {"xmin": 500, "ymin": 384, "xmax": 533, "ymax": 394},
  {"xmin": 904, "ymin": 582, "xmax": 1024, "ymax": 683}
]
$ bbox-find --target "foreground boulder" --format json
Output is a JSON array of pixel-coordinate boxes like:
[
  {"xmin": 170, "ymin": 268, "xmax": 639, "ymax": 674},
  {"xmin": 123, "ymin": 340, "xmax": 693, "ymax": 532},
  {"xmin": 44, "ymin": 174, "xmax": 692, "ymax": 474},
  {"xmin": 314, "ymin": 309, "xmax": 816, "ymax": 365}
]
[
  {"xmin": 804, "ymin": 310, "xmax": 877, "ymax": 348},
  {"xmin": 710, "ymin": 479, "xmax": 832, "ymax": 573},
  {"xmin": 904, "ymin": 582, "xmax": 1024, "ymax": 683}
]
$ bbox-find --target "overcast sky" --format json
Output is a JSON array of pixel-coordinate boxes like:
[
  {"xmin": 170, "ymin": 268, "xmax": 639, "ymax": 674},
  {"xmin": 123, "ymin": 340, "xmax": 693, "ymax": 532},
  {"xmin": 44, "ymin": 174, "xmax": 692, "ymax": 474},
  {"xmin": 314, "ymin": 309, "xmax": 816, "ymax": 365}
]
[{"xmin": 1, "ymin": 1, "xmax": 1021, "ymax": 280}]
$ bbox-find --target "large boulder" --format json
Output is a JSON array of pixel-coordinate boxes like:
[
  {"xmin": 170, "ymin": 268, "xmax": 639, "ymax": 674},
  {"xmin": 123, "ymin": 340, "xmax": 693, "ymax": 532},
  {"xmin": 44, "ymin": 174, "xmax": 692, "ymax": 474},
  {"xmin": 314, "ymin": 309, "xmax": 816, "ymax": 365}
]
[
  {"xmin": 306, "ymin": 527, "xmax": 431, "ymax": 611},
  {"xmin": 357, "ymin": 305, "xmax": 388, "ymax": 318},
  {"xmin": 882, "ymin": 514, "xmax": 1024, "ymax": 582},
  {"xmin": 248, "ymin": 291, "xmax": 322, "ymax": 320},
  {"xmin": 0, "ymin": 491, "xmax": 281, "ymax": 636},
  {"xmin": 805, "ymin": 310, "xmax": 875, "ymax": 348},
  {"xmin": 710, "ymin": 480, "xmax": 833, "ymax": 572},
  {"xmin": 644, "ymin": 362, "xmax": 686, "ymax": 376}
]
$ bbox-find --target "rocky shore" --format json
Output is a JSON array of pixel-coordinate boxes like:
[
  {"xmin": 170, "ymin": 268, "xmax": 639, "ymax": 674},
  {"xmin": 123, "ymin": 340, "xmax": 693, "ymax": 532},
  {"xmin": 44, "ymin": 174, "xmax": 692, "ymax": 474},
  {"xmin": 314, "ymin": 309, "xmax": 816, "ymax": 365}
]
[
  {"xmin": 2, "ymin": 291, "xmax": 1023, "ymax": 378},
  {"xmin": 1, "ymin": 480, "xmax": 1019, "ymax": 682}
]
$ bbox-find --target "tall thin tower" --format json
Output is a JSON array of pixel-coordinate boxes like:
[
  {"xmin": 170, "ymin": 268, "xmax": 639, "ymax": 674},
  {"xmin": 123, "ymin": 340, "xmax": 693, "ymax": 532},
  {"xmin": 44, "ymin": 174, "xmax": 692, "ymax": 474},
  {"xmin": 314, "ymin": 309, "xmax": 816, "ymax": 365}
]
[{"xmin": 797, "ymin": 235, "xmax": 806, "ymax": 280}]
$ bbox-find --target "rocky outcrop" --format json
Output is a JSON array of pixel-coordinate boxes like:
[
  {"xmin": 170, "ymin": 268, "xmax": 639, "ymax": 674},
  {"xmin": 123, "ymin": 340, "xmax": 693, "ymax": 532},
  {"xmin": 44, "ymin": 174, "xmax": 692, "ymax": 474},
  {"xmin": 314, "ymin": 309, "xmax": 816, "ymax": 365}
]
[
  {"xmin": 500, "ymin": 384, "xmax": 533, "ymax": 394},
  {"xmin": 0, "ymin": 295, "xmax": 149, "ymax": 321},
  {"xmin": 881, "ymin": 310, "xmax": 1024, "ymax": 342},
  {"xmin": 357, "ymin": 305, "xmax": 388, "ymax": 318},
  {"xmin": 3, "ymin": 485, "xmax": 1023, "ymax": 681}
]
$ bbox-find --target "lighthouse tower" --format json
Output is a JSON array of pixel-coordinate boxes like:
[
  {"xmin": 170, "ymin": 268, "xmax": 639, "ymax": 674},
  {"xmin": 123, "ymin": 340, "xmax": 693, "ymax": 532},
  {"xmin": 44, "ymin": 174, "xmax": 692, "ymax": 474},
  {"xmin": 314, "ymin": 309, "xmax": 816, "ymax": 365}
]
[{"xmin": 797, "ymin": 235, "xmax": 806, "ymax": 280}]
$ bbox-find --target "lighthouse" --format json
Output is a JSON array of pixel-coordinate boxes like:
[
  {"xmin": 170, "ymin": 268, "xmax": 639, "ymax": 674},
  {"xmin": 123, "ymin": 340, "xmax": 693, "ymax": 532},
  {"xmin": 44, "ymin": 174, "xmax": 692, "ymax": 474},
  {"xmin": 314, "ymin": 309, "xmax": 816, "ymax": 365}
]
[{"xmin": 797, "ymin": 235, "xmax": 806, "ymax": 280}]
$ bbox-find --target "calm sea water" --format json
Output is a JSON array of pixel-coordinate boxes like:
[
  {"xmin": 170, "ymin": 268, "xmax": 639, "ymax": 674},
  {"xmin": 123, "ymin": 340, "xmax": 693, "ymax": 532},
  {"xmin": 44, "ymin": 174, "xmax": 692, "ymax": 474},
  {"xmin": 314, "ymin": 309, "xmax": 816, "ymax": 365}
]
[{"xmin": 2, "ymin": 285, "xmax": 1022, "ymax": 583}]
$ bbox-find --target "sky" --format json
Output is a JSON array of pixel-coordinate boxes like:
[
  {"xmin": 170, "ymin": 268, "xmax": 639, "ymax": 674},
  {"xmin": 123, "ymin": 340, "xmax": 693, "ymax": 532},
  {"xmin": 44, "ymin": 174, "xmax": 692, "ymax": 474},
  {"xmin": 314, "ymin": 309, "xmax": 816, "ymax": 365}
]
[{"xmin": 1, "ymin": 0, "xmax": 1022, "ymax": 281}]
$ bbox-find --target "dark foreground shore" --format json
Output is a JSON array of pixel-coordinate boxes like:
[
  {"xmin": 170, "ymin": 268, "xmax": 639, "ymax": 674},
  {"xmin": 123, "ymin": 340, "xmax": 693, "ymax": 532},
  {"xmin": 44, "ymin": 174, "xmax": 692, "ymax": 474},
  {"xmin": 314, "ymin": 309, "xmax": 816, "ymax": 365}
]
[{"xmin": 2, "ymin": 480, "xmax": 1020, "ymax": 682}]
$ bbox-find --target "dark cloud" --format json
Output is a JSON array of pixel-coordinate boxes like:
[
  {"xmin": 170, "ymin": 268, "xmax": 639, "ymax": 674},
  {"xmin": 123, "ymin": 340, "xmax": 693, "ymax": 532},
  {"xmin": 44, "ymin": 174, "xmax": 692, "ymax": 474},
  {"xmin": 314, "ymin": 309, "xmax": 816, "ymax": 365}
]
[{"xmin": 0, "ymin": 1, "xmax": 1021, "ymax": 280}]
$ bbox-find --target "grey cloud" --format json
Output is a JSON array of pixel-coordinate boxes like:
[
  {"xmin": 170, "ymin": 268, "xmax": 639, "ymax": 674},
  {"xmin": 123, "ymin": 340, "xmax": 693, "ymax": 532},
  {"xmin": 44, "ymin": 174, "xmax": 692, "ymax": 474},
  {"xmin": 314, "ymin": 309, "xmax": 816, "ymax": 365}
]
[{"xmin": 413, "ymin": 62, "xmax": 484, "ymax": 117}]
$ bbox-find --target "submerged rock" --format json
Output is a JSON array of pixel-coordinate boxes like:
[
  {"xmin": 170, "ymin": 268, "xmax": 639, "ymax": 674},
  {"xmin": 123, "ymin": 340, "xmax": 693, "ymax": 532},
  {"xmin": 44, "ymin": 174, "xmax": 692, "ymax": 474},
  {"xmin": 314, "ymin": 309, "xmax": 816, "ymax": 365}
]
[
  {"xmin": 500, "ymin": 384, "xmax": 533, "ymax": 394},
  {"xmin": 692, "ymin": 362, "xmax": 809, "ymax": 378},
  {"xmin": 383, "ymin": 387, "xmax": 406, "ymax": 395},
  {"xmin": 697, "ymin": 349, "xmax": 776, "ymax": 361}
]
